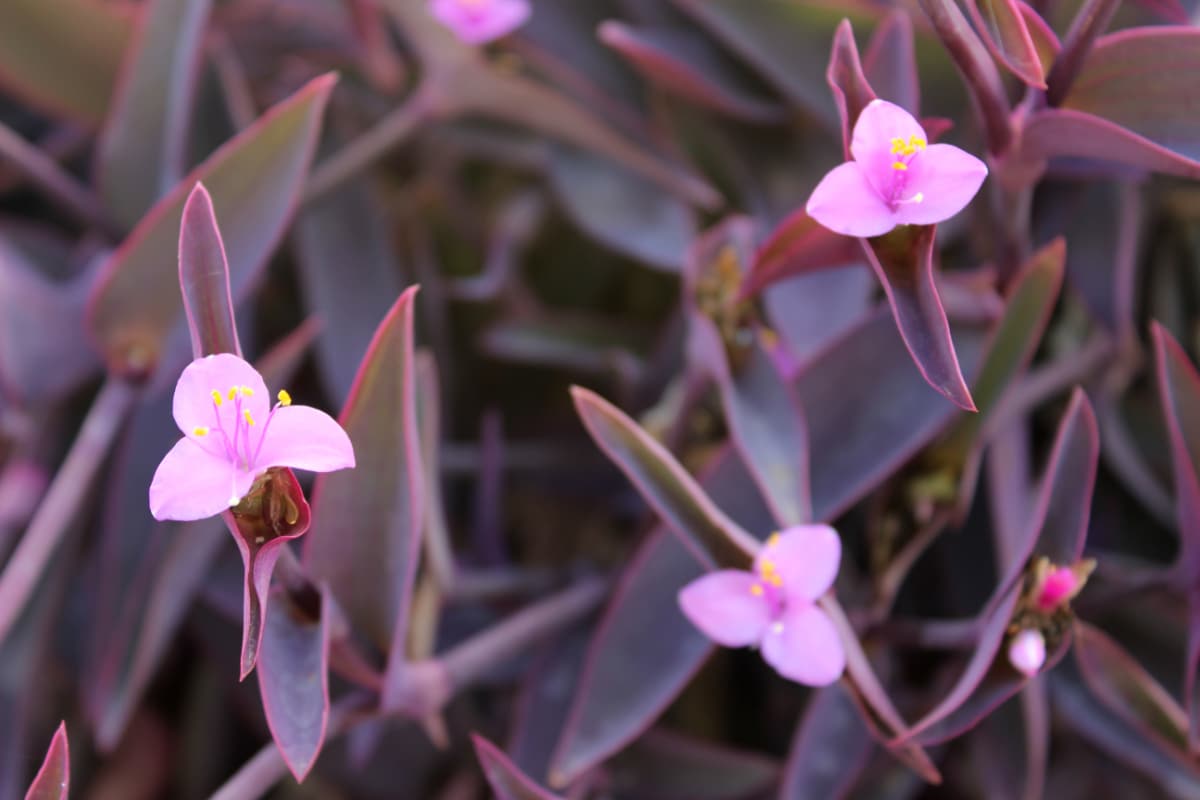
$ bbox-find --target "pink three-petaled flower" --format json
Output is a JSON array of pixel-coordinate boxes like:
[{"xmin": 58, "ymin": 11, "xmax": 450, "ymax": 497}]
[
  {"xmin": 678, "ymin": 524, "xmax": 846, "ymax": 686},
  {"xmin": 806, "ymin": 99, "xmax": 988, "ymax": 238},
  {"xmin": 149, "ymin": 353, "xmax": 355, "ymax": 522},
  {"xmin": 430, "ymin": 0, "xmax": 530, "ymax": 45}
]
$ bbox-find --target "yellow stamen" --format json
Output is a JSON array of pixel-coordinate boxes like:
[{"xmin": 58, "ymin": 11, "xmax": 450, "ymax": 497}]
[
  {"xmin": 890, "ymin": 137, "xmax": 906, "ymax": 154},
  {"xmin": 909, "ymin": 135, "xmax": 926, "ymax": 151},
  {"xmin": 241, "ymin": 386, "xmax": 254, "ymax": 397},
  {"xmin": 750, "ymin": 584, "xmax": 764, "ymax": 597},
  {"xmin": 892, "ymin": 161, "xmax": 908, "ymax": 171},
  {"xmin": 227, "ymin": 387, "xmax": 237, "ymax": 401},
  {"xmin": 211, "ymin": 390, "xmax": 223, "ymax": 407},
  {"xmin": 277, "ymin": 389, "xmax": 292, "ymax": 407},
  {"xmin": 244, "ymin": 410, "xmax": 255, "ymax": 426},
  {"xmin": 193, "ymin": 426, "xmax": 209, "ymax": 437},
  {"xmin": 766, "ymin": 532, "xmax": 781, "ymax": 548}
]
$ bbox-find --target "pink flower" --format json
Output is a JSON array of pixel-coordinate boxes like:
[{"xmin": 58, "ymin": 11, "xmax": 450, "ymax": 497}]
[
  {"xmin": 806, "ymin": 99, "xmax": 988, "ymax": 238},
  {"xmin": 149, "ymin": 353, "xmax": 354, "ymax": 521},
  {"xmin": 430, "ymin": 0, "xmax": 530, "ymax": 45},
  {"xmin": 678, "ymin": 525, "xmax": 845, "ymax": 686},
  {"xmin": 1007, "ymin": 629, "xmax": 1046, "ymax": 677}
]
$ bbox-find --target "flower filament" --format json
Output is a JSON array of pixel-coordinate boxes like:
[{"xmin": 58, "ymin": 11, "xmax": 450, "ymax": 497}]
[{"xmin": 196, "ymin": 384, "xmax": 293, "ymax": 506}]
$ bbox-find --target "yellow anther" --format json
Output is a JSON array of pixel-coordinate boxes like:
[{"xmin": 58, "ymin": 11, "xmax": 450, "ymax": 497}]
[
  {"xmin": 193, "ymin": 426, "xmax": 209, "ymax": 437},
  {"xmin": 769, "ymin": 574, "xmax": 783, "ymax": 588},
  {"xmin": 892, "ymin": 161, "xmax": 908, "ymax": 171},
  {"xmin": 243, "ymin": 410, "xmax": 255, "ymax": 426},
  {"xmin": 750, "ymin": 584, "xmax": 764, "ymax": 597},
  {"xmin": 890, "ymin": 137, "xmax": 906, "ymax": 154},
  {"xmin": 227, "ymin": 387, "xmax": 237, "ymax": 401},
  {"xmin": 767, "ymin": 532, "xmax": 781, "ymax": 548},
  {"xmin": 240, "ymin": 386, "xmax": 254, "ymax": 397},
  {"xmin": 211, "ymin": 390, "xmax": 223, "ymax": 407},
  {"xmin": 277, "ymin": 389, "xmax": 292, "ymax": 407},
  {"xmin": 909, "ymin": 135, "xmax": 926, "ymax": 151}
]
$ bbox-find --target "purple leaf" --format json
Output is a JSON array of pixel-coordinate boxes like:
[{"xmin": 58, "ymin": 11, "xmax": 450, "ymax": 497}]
[
  {"xmin": 964, "ymin": 0, "xmax": 1047, "ymax": 88},
  {"xmin": 780, "ymin": 684, "xmax": 874, "ymax": 799},
  {"xmin": 507, "ymin": 630, "xmax": 590, "ymax": 780},
  {"xmin": 1058, "ymin": 28, "xmax": 1200, "ymax": 164},
  {"xmin": 606, "ymin": 729, "xmax": 778, "ymax": 800},
  {"xmin": 1018, "ymin": 1, "xmax": 1061, "ymax": 75},
  {"xmin": 863, "ymin": 224, "xmax": 975, "ymax": 411},
  {"xmin": 0, "ymin": 237, "xmax": 100, "ymax": 406},
  {"xmin": 686, "ymin": 218, "xmax": 810, "ymax": 525},
  {"xmin": 303, "ymin": 288, "xmax": 424, "ymax": 701},
  {"xmin": 474, "ymin": 734, "xmax": 566, "ymax": 800},
  {"xmin": 94, "ymin": 0, "xmax": 211, "ymax": 227},
  {"xmin": 802, "ymin": 308, "xmax": 987, "ymax": 523},
  {"xmin": 570, "ymin": 386, "xmax": 759, "ymax": 567},
  {"xmin": 1020, "ymin": 108, "xmax": 1200, "ymax": 179},
  {"xmin": 549, "ymin": 448, "xmax": 774, "ymax": 785},
  {"xmin": 598, "ymin": 22, "xmax": 786, "ymax": 123},
  {"xmin": 0, "ymin": 0, "xmax": 131, "ymax": 126},
  {"xmin": 762, "ymin": 265, "xmax": 874, "ymax": 368},
  {"xmin": 827, "ymin": 19, "xmax": 878, "ymax": 158},
  {"xmin": 257, "ymin": 585, "xmax": 335, "ymax": 782},
  {"xmin": 546, "ymin": 145, "xmax": 696, "ymax": 273},
  {"xmin": 178, "ymin": 183, "xmax": 240, "ymax": 359},
  {"xmin": 293, "ymin": 177, "xmax": 403, "ymax": 406},
  {"xmin": 87, "ymin": 73, "xmax": 336, "ymax": 378},
  {"xmin": 1151, "ymin": 322, "xmax": 1200, "ymax": 750},
  {"xmin": 862, "ymin": 10, "xmax": 920, "ymax": 114},
  {"xmin": 23, "ymin": 723, "xmax": 68, "ymax": 800},
  {"xmin": 1073, "ymin": 622, "xmax": 1188, "ymax": 752},
  {"xmin": 741, "ymin": 207, "xmax": 860, "ymax": 298}
]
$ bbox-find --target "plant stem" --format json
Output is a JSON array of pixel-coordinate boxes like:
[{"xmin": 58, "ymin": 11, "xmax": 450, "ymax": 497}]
[
  {"xmin": 1045, "ymin": 0, "xmax": 1121, "ymax": 106},
  {"xmin": 0, "ymin": 377, "xmax": 138, "ymax": 645},
  {"xmin": 0, "ymin": 119, "xmax": 115, "ymax": 234}
]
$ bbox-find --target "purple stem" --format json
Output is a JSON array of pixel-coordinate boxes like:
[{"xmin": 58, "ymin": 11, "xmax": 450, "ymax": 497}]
[
  {"xmin": 1045, "ymin": 0, "xmax": 1122, "ymax": 107},
  {"xmin": 303, "ymin": 83, "xmax": 443, "ymax": 204},
  {"xmin": 915, "ymin": 0, "xmax": 1013, "ymax": 155},
  {"xmin": 0, "ymin": 119, "xmax": 114, "ymax": 233},
  {"xmin": 0, "ymin": 377, "xmax": 139, "ymax": 645}
]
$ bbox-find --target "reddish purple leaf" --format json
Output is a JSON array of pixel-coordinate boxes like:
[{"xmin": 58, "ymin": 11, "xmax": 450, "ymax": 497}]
[
  {"xmin": 598, "ymin": 22, "xmax": 786, "ymax": 123},
  {"xmin": 1151, "ymin": 322, "xmax": 1200, "ymax": 750},
  {"xmin": 87, "ymin": 73, "xmax": 336, "ymax": 378},
  {"xmin": 303, "ymin": 288, "xmax": 424, "ymax": 705},
  {"xmin": 762, "ymin": 265, "xmax": 873, "ymax": 369},
  {"xmin": 0, "ymin": 0, "xmax": 131, "ymax": 126},
  {"xmin": 781, "ymin": 684, "xmax": 874, "ymax": 799},
  {"xmin": 1019, "ymin": 1, "xmax": 1060, "ymax": 76},
  {"xmin": 863, "ymin": 225, "xmax": 975, "ymax": 411},
  {"xmin": 507, "ymin": 630, "xmax": 590, "ymax": 780},
  {"xmin": 964, "ymin": 0, "xmax": 1047, "ymax": 88},
  {"xmin": 741, "ymin": 208, "xmax": 860, "ymax": 298},
  {"xmin": 1074, "ymin": 622, "xmax": 1188, "ymax": 752},
  {"xmin": 549, "ymin": 448, "xmax": 773, "ymax": 786},
  {"xmin": 474, "ymin": 734, "xmax": 566, "ymax": 800},
  {"xmin": 862, "ymin": 10, "xmax": 920, "ymax": 114},
  {"xmin": 827, "ymin": 19, "xmax": 878, "ymax": 158},
  {"xmin": 570, "ymin": 386, "xmax": 759, "ymax": 568},
  {"xmin": 605, "ymin": 729, "xmax": 778, "ymax": 800},
  {"xmin": 257, "ymin": 584, "xmax": 335, "ymax": 782},
  {"xmin": 1021, "ymin": 108, "xmax": 1200, "ymax": 179},
  {"xmin": 23, "ymin": 723, "xmax": 68, "ymax": 800},
  {"xmin": 94, "ymin": 0, "xmax": 212, "ymax": 227},
  {"xmin": 178, "ymin": 183, "xmax": 240, "ymax": 359}
]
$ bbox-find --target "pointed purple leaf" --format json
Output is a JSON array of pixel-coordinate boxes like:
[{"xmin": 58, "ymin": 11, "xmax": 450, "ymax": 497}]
[
  {"xmin": 598, "ymin": 22, "xmax": 787, "ymax": 123},
  {"xmin": 606, "ymin": 729, "xmax": 778, "ymax": 800},
  {"xmin": 964, "ymin": 0, "xmax": 1047, "ymax": 88},
  {"xmin": 1019, "ymin": 2, "xmax": 1060, "ymax": 75},
  {"xmin": 507, "ymin": 630, "xmax": 590, "ymax": 780},
  {"xmin": 1021, "ymin": 108, "xmax": 1200, "ymax": 179},
  {"xmin": 549, "ymin": 448, "xmax": 774, "ymax": 786},
  {"xmin": 87, "ymin": 73, "xmax": 336, "ymax": 378},
  {"xmin": 179, "ymin": 183, "xmax": 240, "ymax": 359},
  {"xmin": 741, "ymin": 207, "xmax": 860, "ymax": 298},
  {"xmin": 0, "ymin": 0, "xmax": 131, "ymax": 126},
  {"xmin": 257, "ymin": 585, "xmax": 335, "ymax": 782},
  {"xmin": 303, "ymin": 288, "xmax": 424, "ymax": 704},
  {"xmin": 864, "ymin": 224, "xmax": 976, "ymax": 411},
  {"xmin": 762, "ymin": 265, "xmax": 874, "ymax": 368},
  {"xmin": 23, "ymin": 723, "xmax": 68, "ymax": 800},
  {"xmin": 862, "ymin": 11, "xmax": 920, "ymax": 116},
  {"xmin": 94, "ymin": 0, "xmax": 212, "ymax": 227},
  {"xmin": 570, "ymin": 386, "xmax": 759, "ymax": 568},
  {"xmin": 1151, "ymin": 322, "xmax": 1200, "ymax": 750},
  {"xmin": 827, "ymin": 19, "xmax": 878, "ymax": 159},
  {"xmin": 474, "ymin": 735, "xmax": 566, "ymax": 800},
  {"xmin": 781, "ymin": 684, "xmax": 874, "ymax": 799}
]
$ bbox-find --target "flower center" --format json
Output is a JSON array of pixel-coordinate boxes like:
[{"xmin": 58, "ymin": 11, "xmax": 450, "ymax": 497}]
[
  {"xmin": 750, "ymin": 533, "xmax": 788, "ymax": 619},
  {"xmin": 193, "ymin": 385, "xmax": 293, "ymax": 506},
  {"xmin": 885, "ymin": 135, "xmax": 927, "ymax": 208}
]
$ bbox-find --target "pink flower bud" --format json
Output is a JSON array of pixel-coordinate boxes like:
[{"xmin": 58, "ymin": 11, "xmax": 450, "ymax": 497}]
[{"xmin": 1008, "ymin": 629, "xmax": 1046, "ymax": 677}]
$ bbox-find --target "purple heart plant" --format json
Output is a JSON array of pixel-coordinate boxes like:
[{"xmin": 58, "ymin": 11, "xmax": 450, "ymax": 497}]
[{"xmin": 3, "ymin": 0, "xmax": 1200, "ymax": 796}]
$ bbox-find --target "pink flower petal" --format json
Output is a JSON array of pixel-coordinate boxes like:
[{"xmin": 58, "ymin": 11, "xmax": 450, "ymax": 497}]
[
  {"xmin": 431, "ymin": 0, "xmax": 530, "ymax": 44},
  {"xmin": 149, "ymin": 437, "xmax": 256, "ymax": 521},
  {"xmin": 805, "ymin": 162, "xmax": 897, "ymax": 237},
  {"xmin": 850, "ymin": 99, "xmax": 928, "ymax": 199},
  {"xmin": 756, "ymin": 524, "xmax": 841, "ymax": 602},
  {"xmin": 253, "ymin": 405, "xmax": 356, "ymax": 475},
  {"xmin": 678, "ymin": 570, "xmax": 770, "ymax": 647},
  {"xmin": 760, "ymin": 603, "xmax": 845, "ymax": 686},
  {"xmin": 173, "ymin": 353, "xmax": 269, "ymax": 443},
  {"xmin": 892, "ymin": 143, "xmax": 988, "ymax": 227}
]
